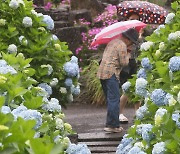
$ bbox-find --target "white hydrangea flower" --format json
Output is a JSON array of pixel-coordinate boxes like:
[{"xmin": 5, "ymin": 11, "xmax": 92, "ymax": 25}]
[
  {"xmin": 50, "ymin": 78, "xmax": 58, "ymax": 87},
  {"xmin": 67, "ymin": 94, "xmax": 73, "ymax": 103},
  {"xmin": 165, "ymin": 13, "xmax": 175, "ymax": 24},
  {"xmin": 154, "ymin": 25, "xmax": 165, "ymax": 34},
  {"xmin": 19, "ymin": 36, "xmax": 28, "ymax": 45},
  {"xmin": 134, "ymin": 142, "xmax": 144, "ymax": 149},
  {"xmin": 9, "ymin": 0, "xmax": 19, "ymax": 9},
  {"xmin": 159, "ymin": 42, "xmax": 165, "ymax": 51},
  {"xmin": 22, "ymin": 17, "xmax": 32, "ymax": 27},
  {"xmin": 37, "ymin": 13, "xmax": 43, "ymax": 17},
  {"xmin": 55, "ymin": 118, "xmax": 64, "ymax": 130},
  {"xmin": 60, "ymin": 87, "xmax": 67, "ymax": 94},
  {"xmin": 8, "ymin": 44, "xmax": 17, "ymax": 54},
  {"xmin": 154, "ymin": 108, "xmax": 167, "ymax": 126},
  {"xmin": 167, "ymin": 94, "xmax": 177, "ymax": 106},
  {"xmin": 177, "ymin": 91, "xmax": 180, "ymax": 103},
  {"xmin": 168, "ymin": 31, "xmax": 180, "ymax": 41},
  {"xmin": 155, "ymin": 50, "xmax": 161, "ymax": 57},
  {"xmin": 152, "ymin": 142, "xmax": 166, "ymax": 154},
  {"xmin": 0, "ymin": 19, "xmax": 6, "ymax": 26},
  {"xmin": 135, "ymin": 78, "xmax": 148, "ymax": 97},
  {"xmin": 140, "ymin": 41, "xmax": 154, "ymax": 51}
]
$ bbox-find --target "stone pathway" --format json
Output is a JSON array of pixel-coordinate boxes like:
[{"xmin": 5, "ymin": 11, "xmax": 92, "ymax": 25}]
[{"xmin": 63, "ymin": 103, "xmax": 135, "ymax": 153}]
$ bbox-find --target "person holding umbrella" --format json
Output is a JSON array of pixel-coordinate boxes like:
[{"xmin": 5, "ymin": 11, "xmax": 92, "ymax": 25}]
[
  {"xmin": 119, "ymin": 12, "xmax": 142, "ymax": 123},
  {"xmin": 97, "ymin": 28, "xmax": 139, "ymax": 133}
]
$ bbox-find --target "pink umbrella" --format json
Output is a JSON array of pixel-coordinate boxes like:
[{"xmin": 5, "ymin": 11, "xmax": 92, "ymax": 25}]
[{"xmin": 90, "ymin": 20, "xmax": 146, "ymax": 47}]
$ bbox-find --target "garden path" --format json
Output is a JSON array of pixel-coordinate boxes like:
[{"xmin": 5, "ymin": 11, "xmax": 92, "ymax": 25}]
[{"xmin": 63, "ymin": 103, "xmax": 135, "ymax": 154}]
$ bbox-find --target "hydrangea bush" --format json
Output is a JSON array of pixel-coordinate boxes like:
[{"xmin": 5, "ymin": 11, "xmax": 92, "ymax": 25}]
[
  {"xmin": 0, "ymin": 0, "xmax": 80, "ymax": 104},
  {"xmin": 116, "ymin": 2, "xmax": 180, "ymax": 153},
  {"xmin": 0, "ymin": 0, "xmax": 91, "ymax": 153},
  {"xmin": 0, "ymin": 53, "xmax": 72, "ymax": 153}
]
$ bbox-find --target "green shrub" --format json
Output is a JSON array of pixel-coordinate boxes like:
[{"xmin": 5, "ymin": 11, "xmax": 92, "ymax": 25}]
[
  {"xmin": 117, "ymin": 1, "xmax": 180, "ymax": 153},
  {"xmin": 0, "ymin": 0, "xmax": 79, "ymax": 105}
]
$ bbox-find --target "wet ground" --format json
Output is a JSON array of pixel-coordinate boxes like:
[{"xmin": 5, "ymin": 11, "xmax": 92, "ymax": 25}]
[
  {"xmin": 63, "ymin": 102, "xmax": 135, "ymax": 134},
  {"xmin": 63, "ymin": 103, "xmax": 135, "ymax": 153}
]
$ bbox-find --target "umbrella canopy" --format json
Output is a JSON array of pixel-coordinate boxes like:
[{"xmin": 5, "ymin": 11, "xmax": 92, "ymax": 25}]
[
  {"xmin": 117, "ymin": 1, "xmax": 168, "ymax": 24},
  {"xmin": 91, "ymin": 20, "xmax": 146, "ymax": 47}
]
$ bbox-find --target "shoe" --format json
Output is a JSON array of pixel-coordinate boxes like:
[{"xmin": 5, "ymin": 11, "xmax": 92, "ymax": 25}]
[
  {"xmin": 104, "ymin": 127, "xmax": 123, "ymax": 133},
  {"xmin": 119, "ymin": 114, "xmax": 128, "ymax": 123}
]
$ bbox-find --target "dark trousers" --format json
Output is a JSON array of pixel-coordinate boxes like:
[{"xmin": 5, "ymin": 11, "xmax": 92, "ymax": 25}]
[{"xmin": 100, "ymin": 74, "xmax": 120, "ymax": 128}]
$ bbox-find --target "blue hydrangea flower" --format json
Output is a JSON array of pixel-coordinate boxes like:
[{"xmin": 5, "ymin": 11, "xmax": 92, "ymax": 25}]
[
  {"xmin": 152, "ymin": 142, "xmax": 166, "ymax": 154},
  {"xmin": 65, "ymin": 78, "xmax": 73, "ymax": 87},
  {"xmin": 9, "ymin": 0, "xmax": 19, "ymax": 9},
  {"xmin": 169, "ymin": 56, "xmax": 180, "ymax": 72},
  {"xmin": 22, "ymin": 17, "xmax": 32, "ymax": 27},
  {"xmin": 0, "ymin": 106, "xmax": 11, "ymax": 114},
  {"xmin": 141, "ymin": 57, "xmax": 152, "ymax": 70},
  {"xmin": 0, "ymin": 65, "xmax": 17, "ymax": 74},
  {"xmin": 64, "ymin": 62, "xmax": 79, "ymax": 77},
  {"xmin": 137, "ymin": 68, "xmax": 147, "ymax": 79},
  {"xmin": 128, "ymin": 146, "xmax": 146, "ymax": 154},
  {"xmin": 135, "ymin": 78, "xmax": 148, "ymax": 97},
  {"xmin": 42, "ymin": 98, "xmax": 61, "ymax": 112},
  {"xmin": 12, "ymin": 105, "xmax": 28, "ymax": 119},
  {"xmin": 70, "ymin": 56, "xmax": 78, "ymax": 64},
  {"xmin": 141, "ymin": 124, "xmax": 153, "ymax": 142},
  {"xmin": 66, "ymin": 143, "xmax": 91, "ymax": 154},
  {"xmin": 136, "ymin": 124, "xmax": 154, "ymax": 142},
  {"xmin": 151, "ymin": 89, "xmax": 168, "ymax": 106},
  {"xmin": 52, "ymin": 34, "xmax": 58, "ymax": 41},
  {"xmin": 18, "ymin": 109, "xmax": 42, "ymax": 129},
  {"xmin": 38, "ymin": 83, "xmax": 52, "ymax": 97},
  {"xmin": 136, "ymin": 103, "xmax": 148, "ymax": 120},
  {"xmin": 172, "ymin": 111, "xmax": 180, "ymax": 128},
  {"xmin": 0, "ymin": 60, "xmax": 7, "ymax": 67},
  {"xmin": 8, "ymin": 44, "xmax": 17, "ymax": 54},
  {"xmin": 122, "ymin": 81, "xmax": 131, "ymax": 93},
  {"xmin": 43, "ymin": 15, "xmax": 54, "ymax": 30},
  {"xmin": 71, "ymin": 85, "xmax": 80, "ymax": 95},
  {"xmin": 116, "ymin": 134, "xmax": 133, "ymax": 154}
]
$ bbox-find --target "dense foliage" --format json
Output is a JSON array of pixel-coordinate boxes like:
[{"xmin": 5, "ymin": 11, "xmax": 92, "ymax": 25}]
[
  {"xmin": 116, "ymin": 1, "xmax": 180, "ymax": 153},
  {"xmin": 0, "ymin": 0, "xmax": 91, "ymax": 153},
  {"xmin": 0, "ymin": 0, "xmax": 80, "ymax": 105}
]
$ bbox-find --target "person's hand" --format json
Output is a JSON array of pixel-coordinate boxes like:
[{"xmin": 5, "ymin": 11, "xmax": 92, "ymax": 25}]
[{"xmin": 139, "ymin": 28, "xmax": 144, "ymax": 39}]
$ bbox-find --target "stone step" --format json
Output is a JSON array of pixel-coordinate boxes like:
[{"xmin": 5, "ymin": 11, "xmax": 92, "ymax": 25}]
[
  {"xmin": 89, "ymin": 146, "xmax": 116, "ymax": 153},
  {"xmin": 79, "ymin": 141, "xmax": 120, "ymax": 147},
  {"xmin": 78, "ymin": 132, "xmax": 124, "ymax": 142},
  {"xmin": 54, "ymin": 21, "xmax": 73, "ymax": 29}
]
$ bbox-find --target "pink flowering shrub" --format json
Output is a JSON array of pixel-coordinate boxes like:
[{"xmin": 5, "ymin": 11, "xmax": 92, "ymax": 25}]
[
  {"xmin": 44, "ymin": 2, "xmax": 52, "ymax": 10},
  {"xmin": 75, "ymin": 4, "xmax": 118, "ymax": 67}
]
